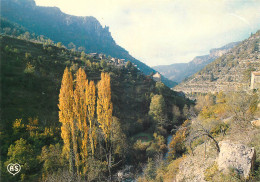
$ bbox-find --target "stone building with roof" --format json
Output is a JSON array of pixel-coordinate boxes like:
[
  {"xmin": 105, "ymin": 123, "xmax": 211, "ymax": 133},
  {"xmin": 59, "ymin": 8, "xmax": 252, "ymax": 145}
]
[
  {"xmin": 250, "ymin": 71, "xmax": 260, "ymax": 89},
  {"xmin": 153, "ymin": 72, "xmax": 162, "ymax": 82}
]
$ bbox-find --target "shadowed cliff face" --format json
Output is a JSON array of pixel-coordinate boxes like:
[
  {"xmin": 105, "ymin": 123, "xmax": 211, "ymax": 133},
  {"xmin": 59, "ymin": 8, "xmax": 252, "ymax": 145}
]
[
  {"xmin": 1, "ymin": 0, "xmax": 117, "ymax": 53},
  {"xmin": 153, "ymin": 42, "xmax": 240, "ymax": 83},
  {"xmin": 1, "ymin": 0, "xmax": 177, "ymax": 88}
]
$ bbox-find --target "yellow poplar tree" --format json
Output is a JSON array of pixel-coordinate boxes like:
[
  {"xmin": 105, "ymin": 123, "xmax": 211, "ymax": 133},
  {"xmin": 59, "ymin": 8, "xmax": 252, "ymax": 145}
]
[
  {"xmin": 58, "ymin": 67, "xmax": 75, "ymax": 173},
  {"xmin": 73, "ymin": 67, "xmax": 88, "ymax": 174},
  {"xmin": 97, "ymin": 72, "xmax": 114, "ymax": 179},
  {"xmin": 86, "ymin": 80, "xmax": 97, "ymax": 155},
  {"xmin": 97, "ymin": 72, "xmax": 113, "ymax": 141}
]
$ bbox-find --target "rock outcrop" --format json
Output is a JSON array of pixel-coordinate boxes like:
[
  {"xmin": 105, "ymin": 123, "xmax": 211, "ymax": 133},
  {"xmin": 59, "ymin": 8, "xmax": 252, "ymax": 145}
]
[
  {"xmin": 175, "ymin": 142, "xmax": 218, "ymax": 182},
  {"xmin": 217, "ymin": 141, "xmax": 256, "ymax": 179},
  {"xmin": 251, "ymin": 119, "xmax": 260, "ymax": 127}
]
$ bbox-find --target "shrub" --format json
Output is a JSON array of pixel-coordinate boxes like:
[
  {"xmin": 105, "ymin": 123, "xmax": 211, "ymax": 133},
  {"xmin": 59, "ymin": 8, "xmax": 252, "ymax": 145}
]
[
  {"xmin": 162, "ymin": 156, "xmax": 184, "ymax": 181},
  {"xmin": 210, "ymin": 123, "xmax": 229, "ymax": 137},
  {"xmin": 24, "ymin": 62, "xmax": 35, "ymax": 74},
  {"xmin": 204, "ymin": 162, "xmax": 218, "ymax": 181},
  {"xmin": 168, "ymin": 120, "xmax": 189, "ymax": 159},
  {"xmin": 144, "ymin": 158, "xmax": 156, "ymax": 181}
]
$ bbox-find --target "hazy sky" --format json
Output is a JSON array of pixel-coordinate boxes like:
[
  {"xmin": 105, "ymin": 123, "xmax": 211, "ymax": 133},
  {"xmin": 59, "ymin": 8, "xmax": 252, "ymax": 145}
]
[{"xmin": 35, "ymin": 0, "xmax": 260, "ymax": 66}]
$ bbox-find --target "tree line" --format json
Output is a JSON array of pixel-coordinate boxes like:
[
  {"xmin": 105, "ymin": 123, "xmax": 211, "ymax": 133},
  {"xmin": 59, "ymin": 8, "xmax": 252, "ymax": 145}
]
[{"xmin": 59, "ymin": 67, "xmax": 118, "ymax": 180}]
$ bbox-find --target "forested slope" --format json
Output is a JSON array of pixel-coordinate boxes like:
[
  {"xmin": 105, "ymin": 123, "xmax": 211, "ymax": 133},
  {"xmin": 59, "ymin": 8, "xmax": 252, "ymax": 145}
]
[{"xmin": 0, "ymin": 35, "xmax": 190, "ymax": 181}]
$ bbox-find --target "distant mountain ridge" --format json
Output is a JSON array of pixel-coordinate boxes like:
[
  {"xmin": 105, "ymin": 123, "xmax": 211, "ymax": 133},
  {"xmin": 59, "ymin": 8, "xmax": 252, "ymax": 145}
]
[
  {"xmin": 0, "ymin": 0, "xmax": 177, "ymax": 87},
  {"xmin": 174, "ymin": 30, "xmax": 260, "ymax": 93},
  {"xmin": 153, "ymin": 42, "xmax": 239, "ymax": 83}
]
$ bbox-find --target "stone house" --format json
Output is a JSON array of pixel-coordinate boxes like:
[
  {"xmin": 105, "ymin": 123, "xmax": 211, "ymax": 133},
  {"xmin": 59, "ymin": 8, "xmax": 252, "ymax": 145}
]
[
  {"xmin": 250, "ymin": 71, "xmax": 260, "ymax": 89},
  {"xmin": 118, "ymin": 59, "xmax": 125, "ymax": 65},
  {"xmin": 98, "ymin": 54, "xmax": 106, "ymax": 60},
  {"xmin": 89, "ymin": 53, "xmax": 97, "ymax": 57},
  {"xmin": 153, "ymin": 72, "xmax": 161, "ymax": 82},
  {"xmin": 110, "ymin": 58, "xmax": 125, "ymax": 66},
  {"xmin": 110, "ymin": 58, "xmax": 116, "ymax": 62},
  {"xmin": 89, "ymin": 53, "xmax": 105, "ymax": 60}
]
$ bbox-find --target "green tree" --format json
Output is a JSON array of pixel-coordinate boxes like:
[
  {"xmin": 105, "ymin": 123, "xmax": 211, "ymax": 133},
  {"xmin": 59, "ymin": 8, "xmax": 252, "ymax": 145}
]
[
  {"xmin": 227, "ymin": 91, "xmax": 257, "ymax": 123},
  {"xmin": 12, "ymin": 119, "xmax": 27, "ymax": 139},
  {"xmin": 100, "ymin": 59, "xmax": 107, "ymax": 68},
  {"xmin": 68, "ymin": 42, "xmax": 76, "ymax": 50},
  {"xmin": 23, "ymin": 31, "xmax": 30, "ymax": 40},
  {"xmin": 149, "ymin": 95, "xmax": 168, "ymax": 132},
  {"xmin": 78, "ymin": 46, "xmax": 85, "ymax": 52},
  {"xmin": 195, "ymin": 94, "xmax": 214, "ymax": 111},
  {"xmin": 155, "ymin": 82, "xmax": 167, "ymax": 95},
  {"xmin": 56, "ymin": 42, "xmax": 62, "ymax": 48},
  {"xmin": 146, "ymin": 133, "xmax": 167, "ymax": 158},
  {"xmin": 5, "ymin": 138, "xmax": 39, "ymax": 181},
  {"xmin": 125, "ymin": 61, "xmax": 132, "ymax": 69},
  {"xmin": 110, "ymin": 117, "xmax": 128, "ymax": 158},
  {"xmin": 144, "ymin": 158, "xmax": 156, "ymax": 180},
  {"xmin": 182, "ymin": 104, "xmax": 189, "ymax": 118},
  {"xmin": 40, "ymin": 143, "xmax": 64, "ymax": 175},
  {"xmin": 81, "ymin": 51, "xmax": 86, "ymax": 59}
]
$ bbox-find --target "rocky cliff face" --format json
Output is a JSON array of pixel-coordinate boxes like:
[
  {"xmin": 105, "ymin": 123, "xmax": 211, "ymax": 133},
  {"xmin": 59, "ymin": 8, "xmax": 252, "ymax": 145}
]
[
  {"xmin": 174, "ymin": 31, "xmax": 260, "ymax": 93},
  {"xmin": 1, "ymin": 0, "xmax": 119, "ymax": 54},
  {"xmin": 1, "ymin": 0, "xmax": 178, "ymax": 88},
  {"xmin": 217, "ymin": 141, "xmax": 256, "ymax": 179},
  {"xmin": 209, "ymin": 42, "xmax": 239, "ymax": 57},
  {"xmin": 153, "ymin": 42, "xmax": 239, "ymax": 83}
]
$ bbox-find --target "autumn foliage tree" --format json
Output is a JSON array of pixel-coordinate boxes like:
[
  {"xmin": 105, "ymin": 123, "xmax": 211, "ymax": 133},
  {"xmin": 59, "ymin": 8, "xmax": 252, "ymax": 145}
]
[
  {"xmin": 58, "ymin": 67, "xmax": 75, "ymax": 174},
  {"xmin": 97, "ymin": 72, "xmax": 113, "ymax": 178},
  {"xmin": 73, "ymin": 67, "xmax": 88, "ymax": 174},
  {"xmin": 97, "ymin": 72, "xmax": 113, "ymax": 141},
  {"xmin": 86, "ymin": 80, "xmax": 97, "ymax": 155},
  {"xmin": 59, "ymin": 69, "xmax": 117, "ymax": 179},
  {"xmin": 169, "ymin": 120, "xmax": 190, "ymax": 159},
  {"xmin": 59, "ymin": 67, "xmax": 90, "ymax": 175}
]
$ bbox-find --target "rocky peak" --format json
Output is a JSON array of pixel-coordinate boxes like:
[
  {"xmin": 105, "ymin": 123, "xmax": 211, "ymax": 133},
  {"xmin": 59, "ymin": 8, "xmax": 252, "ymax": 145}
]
[{"xmin": 209, "ymin": 42, "xmax": 240, "ymax": 58}]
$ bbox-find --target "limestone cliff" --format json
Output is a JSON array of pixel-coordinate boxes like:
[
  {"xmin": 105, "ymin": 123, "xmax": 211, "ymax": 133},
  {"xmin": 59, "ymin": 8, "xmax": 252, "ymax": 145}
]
[
  {"xmin": 153, "ymin": 42, "xmax": 239, "ymax": 83},
  {"xmin": 0, "ymin": 0, "xmax": 177, "ymax": 88},
  {"xmin": 174, "ymin": 31, "xmax": 260, "ymax": 93}
]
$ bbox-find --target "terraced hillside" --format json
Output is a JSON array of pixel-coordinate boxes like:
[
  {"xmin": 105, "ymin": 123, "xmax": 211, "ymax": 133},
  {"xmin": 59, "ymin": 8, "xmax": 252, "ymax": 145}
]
[
  {"xmin": 174, "ymin": 30, "xmax": 260, "ymax": 93},
  {"xmin": 153, "ymin": 42, "xmax": 239, "ymax": 83}
]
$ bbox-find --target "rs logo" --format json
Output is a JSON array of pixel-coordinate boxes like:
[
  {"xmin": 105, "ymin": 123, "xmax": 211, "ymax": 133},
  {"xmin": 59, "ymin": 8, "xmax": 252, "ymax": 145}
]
[{"xmin": 7, "ymin": 163, "xmax": 21, "ymax": 176}]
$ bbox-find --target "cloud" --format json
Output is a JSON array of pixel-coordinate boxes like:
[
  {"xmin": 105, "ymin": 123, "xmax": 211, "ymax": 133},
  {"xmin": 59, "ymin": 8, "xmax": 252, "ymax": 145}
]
[{"xmin": 35, "ymin": 0, "xmax": 260, "ymax": 66}]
